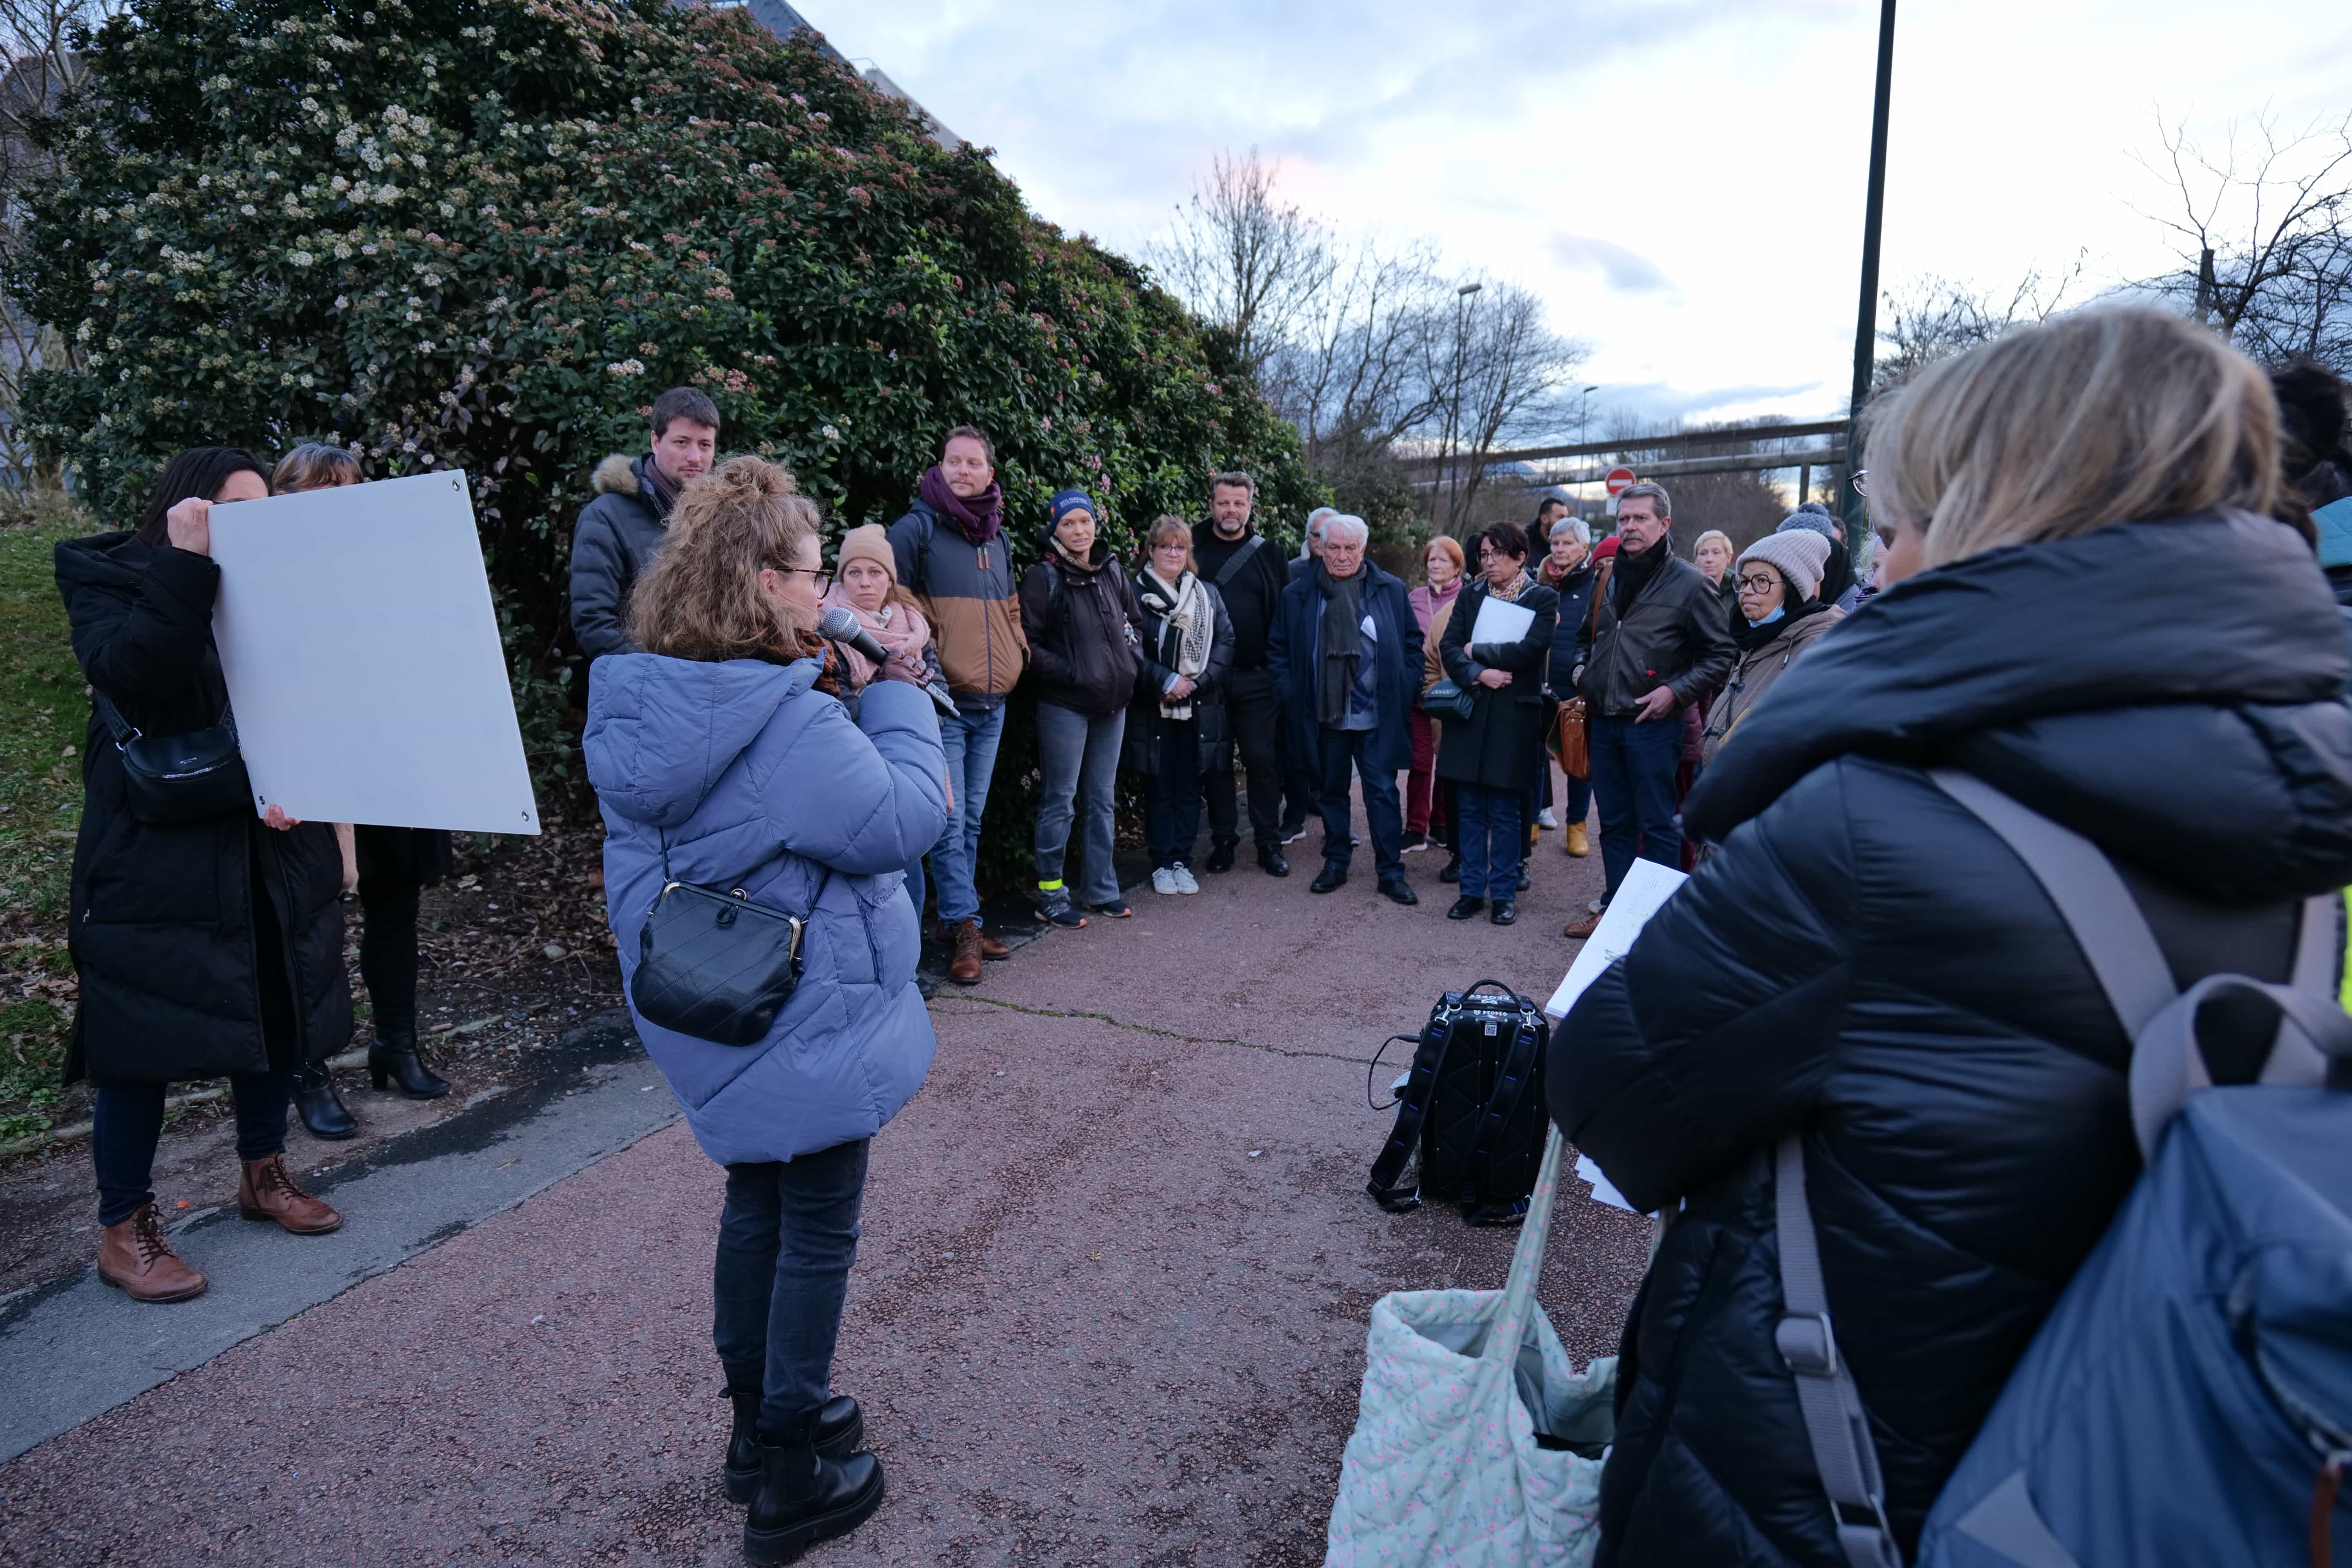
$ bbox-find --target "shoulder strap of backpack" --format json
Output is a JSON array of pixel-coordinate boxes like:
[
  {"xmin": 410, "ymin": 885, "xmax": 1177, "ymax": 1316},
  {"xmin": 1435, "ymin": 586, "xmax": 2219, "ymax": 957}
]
[
  {"xmin": 1367, "ymin": 998, "xmax": 1458, "ymax": 1211},
  {"xmin": 1464, "ymin": 993, "xmax": 1547, "ymax": 1223},
  {"xmin": 1211, "ymin": 533, "xmax": 1266, "ymax": 590},
  {"xmin": 1774, "ymin": 1135, "xmax": 1905, "ymax": 1568},
  {"xmin": 1929, "ymin": 769, "xmax": 2351, "ymax": 1156}
]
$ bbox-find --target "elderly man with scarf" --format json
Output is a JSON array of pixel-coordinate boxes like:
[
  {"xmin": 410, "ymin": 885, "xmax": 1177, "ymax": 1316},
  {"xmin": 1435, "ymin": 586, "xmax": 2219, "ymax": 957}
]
[
  {"xmin": 1267, "ymin": 514, "xmax": 1423, "ymax": 905},
  {"xmin": 889, "ymin": 425, "xmax": 1031, "ymax": 984}
]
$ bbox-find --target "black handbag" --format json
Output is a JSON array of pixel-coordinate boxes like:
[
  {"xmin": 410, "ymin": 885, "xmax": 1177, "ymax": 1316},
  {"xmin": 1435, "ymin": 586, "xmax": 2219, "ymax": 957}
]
[
  {"xmin": 631, "ymin": 834, "xmax": 830, "ymax": 1046},
  {"xmin": 89, "ymin": 688, "xmax": 252, "ymax": 824},
  {"xmin": 1419, "ymin": 677, "xmax": 1475, "ymax": 722}
]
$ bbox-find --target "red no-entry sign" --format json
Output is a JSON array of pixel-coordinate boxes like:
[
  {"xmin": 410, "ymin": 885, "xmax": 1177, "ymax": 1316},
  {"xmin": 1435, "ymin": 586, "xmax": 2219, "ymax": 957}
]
[{"xmin": 1604, "ymin": 467, "xmax": 1638, "ymax": 497}]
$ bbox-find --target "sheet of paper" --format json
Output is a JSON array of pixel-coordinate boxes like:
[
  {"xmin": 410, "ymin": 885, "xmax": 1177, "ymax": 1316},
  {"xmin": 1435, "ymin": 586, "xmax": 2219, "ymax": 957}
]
[
  {"xmin": 207, "ymin": 470, "xmax": 540, "ymax": 835},
  {"xmin": 1545, "ymin": 857, "xmax": 1688, "ymax": 1019},
  {"xmin": 1468, "ymin": 594, "xmax": 1536, "ymax": 646}
]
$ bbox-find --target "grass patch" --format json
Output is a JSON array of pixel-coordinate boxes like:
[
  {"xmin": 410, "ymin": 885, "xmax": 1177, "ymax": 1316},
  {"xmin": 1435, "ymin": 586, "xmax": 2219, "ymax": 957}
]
[{"xmin": 1, "ymin": 491, "xmax": 98, "ymax": 1136}]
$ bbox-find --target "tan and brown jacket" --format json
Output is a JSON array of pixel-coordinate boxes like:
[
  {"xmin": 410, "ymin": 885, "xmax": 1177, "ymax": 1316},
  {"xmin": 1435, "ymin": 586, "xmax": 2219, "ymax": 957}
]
[{"xmin": 886, "ymin": 496, "xmax": 1028, "ymax": 707}]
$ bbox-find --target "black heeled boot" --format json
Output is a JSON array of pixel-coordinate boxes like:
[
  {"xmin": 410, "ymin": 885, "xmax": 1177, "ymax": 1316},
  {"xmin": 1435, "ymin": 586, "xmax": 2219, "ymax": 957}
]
[
  {"xmin": 744, "ymin": 1434, "xmax": 885, "ymax": 1564},
  {"xmin": 292, "ymin": 1060, "xmax": 358, "ymax": 1140},
  {"xmin": 368, "ymin": 1029, "xmax": 450, "ymax": 1098},
  {"xmin": 723, "ymin": 1388, "xmax": 864, "ymax": 1504}
]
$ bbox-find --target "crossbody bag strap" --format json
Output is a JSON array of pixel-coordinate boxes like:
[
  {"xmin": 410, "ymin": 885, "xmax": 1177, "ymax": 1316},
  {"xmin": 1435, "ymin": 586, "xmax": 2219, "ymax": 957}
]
[
  {"xmin": 87, "ymin": 686, "xmax": 139, "ymax": 746},
  {"xmin": 1211, "ymin": 533, "xmax": 1266, "ymax": 591},
  {"xmin": 1775, "ymin": 1134, "xmax": 1905, "ymax": 1568}
]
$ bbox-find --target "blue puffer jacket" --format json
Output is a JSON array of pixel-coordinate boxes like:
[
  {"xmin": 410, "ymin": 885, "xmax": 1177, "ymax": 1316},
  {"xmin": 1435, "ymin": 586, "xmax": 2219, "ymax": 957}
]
[{"xmin": 584, "ymin": 654, "xmax": 948, "ymax": 1167}]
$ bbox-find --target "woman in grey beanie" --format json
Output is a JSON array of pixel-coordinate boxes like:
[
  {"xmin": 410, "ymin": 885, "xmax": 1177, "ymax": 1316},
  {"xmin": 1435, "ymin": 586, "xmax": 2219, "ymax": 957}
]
[
  {"xmin": 1699, "ymin": 529, "xmax": 1844, "ymax": 767},
  {"xmin": 1778, "ymin": 501, "xmax": 1858, "ymax": 608}
]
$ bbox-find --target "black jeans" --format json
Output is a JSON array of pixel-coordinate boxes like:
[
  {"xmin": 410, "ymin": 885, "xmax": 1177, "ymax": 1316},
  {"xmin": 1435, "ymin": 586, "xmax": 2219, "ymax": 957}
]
[
  {"xmin": 713, "ymin": 1138, "xmax": 871, "ymax": 1441},
  {"xmin": 1148, "ymin": 715, "xmax": 1204, "ymax": 868},
  {"xmin": 1206, "ymin": 677, "xmax": 1285, "ymax": 850},
  {"xmin": 1316, "ymin": 724, "xmax": 1405, "ymax": 881},
  {"xmin": 358, "ymin": 875, "xmax": 423, "ymax": 1038}
]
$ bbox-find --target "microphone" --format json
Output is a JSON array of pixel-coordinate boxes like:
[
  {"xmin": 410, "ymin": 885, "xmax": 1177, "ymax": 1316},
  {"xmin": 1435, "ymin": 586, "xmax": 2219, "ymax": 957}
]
[{"xmin": 819, "ymin": 605, "xmax": 959, "ymax": 717}]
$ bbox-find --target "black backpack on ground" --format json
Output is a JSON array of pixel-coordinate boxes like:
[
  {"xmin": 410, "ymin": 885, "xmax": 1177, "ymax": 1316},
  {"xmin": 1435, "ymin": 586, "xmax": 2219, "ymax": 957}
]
[{"xmin": 1367, "ymin": 981, "xmax": 1552, "ymax": 1226}]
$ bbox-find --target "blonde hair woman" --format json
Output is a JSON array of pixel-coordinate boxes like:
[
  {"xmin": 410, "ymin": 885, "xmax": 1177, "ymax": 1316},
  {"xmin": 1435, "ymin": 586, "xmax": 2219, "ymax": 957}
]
[
  {"xmin": 1548, "ymin": 309, "xmax": 2352, "ymax": 1561},
  {"xmin": 586, "ymin": 457, "xmax": 946, "ymax": 1562}
]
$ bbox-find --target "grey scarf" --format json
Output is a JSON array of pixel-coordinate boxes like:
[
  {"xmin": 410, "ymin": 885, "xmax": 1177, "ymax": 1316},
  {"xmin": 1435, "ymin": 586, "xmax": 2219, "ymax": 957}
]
[{"xmin": 1316, "ymin": 561, "xmax": 1366, "ymax": 729}]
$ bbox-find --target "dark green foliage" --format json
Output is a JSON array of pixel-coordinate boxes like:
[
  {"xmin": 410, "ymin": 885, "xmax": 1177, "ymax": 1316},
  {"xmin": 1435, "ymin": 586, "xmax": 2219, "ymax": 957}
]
[{"xmin": 15, "ymin": 0, "xmax": 1322, "ymax": 848}]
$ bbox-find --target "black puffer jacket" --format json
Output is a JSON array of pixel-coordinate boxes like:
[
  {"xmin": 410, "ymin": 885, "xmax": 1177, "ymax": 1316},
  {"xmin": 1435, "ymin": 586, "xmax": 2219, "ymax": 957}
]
[
  {"xmin": 55, "ymin": 534, "xmax": 353, "ymax": 1085},
  {"xmin": 1547, "ymin": 509, "xmax": 2352, "ymax": 1566},
  {"xmin": 1018, "ymin": 539, "xmax": 1143, "ymax": 718}
]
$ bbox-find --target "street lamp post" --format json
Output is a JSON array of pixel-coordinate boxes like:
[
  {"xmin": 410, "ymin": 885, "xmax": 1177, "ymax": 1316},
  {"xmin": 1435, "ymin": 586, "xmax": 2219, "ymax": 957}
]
[
  {"xmin": 1445, "ymin": 281, "xmax": 1483, "ymax": 527},
  {"xmin": 1842, "ymin": 0, "xmax": 1897, "ymax": 553}
]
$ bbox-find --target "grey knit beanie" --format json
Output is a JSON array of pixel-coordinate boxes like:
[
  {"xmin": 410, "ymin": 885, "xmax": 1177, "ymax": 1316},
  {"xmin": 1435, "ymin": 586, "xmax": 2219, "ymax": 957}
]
[
  {"xmin": 1776, "ymin": 503, "xmax": 1840, "ymax": 544},
  {"xmin": 1736, "ymin": 529, "xmax": 1831, "ymax": 603}
]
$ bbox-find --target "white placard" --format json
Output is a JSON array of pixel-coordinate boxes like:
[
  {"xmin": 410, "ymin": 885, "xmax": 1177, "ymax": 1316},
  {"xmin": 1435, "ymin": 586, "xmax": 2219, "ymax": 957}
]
[
  {"xmin": 207, "ymin": 470, "xmax": 540, "ymax": 835},
  {"xmin": 1545, "ymin": 857, "xmax": 1688, "ymax": 1019},
  {"xmin": 1467, "ymin": 593, "xmax": 1535, "ymax": 646}
]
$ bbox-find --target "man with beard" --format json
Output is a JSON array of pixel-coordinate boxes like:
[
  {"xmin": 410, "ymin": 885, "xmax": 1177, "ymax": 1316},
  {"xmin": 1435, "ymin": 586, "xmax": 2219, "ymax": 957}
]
[
  {"xmin": 1564, "ymin": 481, "xmax": 1733, "ymax": 938},
  {"xmin": 1192, "ymin": 472, "xmax": 1295, "ymax": 877}
]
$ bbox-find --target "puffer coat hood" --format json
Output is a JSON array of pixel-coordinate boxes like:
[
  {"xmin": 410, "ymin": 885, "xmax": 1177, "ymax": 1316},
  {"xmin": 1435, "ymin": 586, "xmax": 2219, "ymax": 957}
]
[
  {"xmin": 1549, "ymin": 509, "xmax": 2352, "ymax": 1565},
  {"xmin": 586, "ymin": 653, "xmax": 948, "ymax": 1166}
]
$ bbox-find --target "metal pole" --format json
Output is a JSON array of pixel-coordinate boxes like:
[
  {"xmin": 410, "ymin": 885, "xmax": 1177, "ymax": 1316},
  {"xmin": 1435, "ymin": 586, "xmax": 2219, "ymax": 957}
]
[{"xmin": 1841, "ymin": 0, "xmax": 1897, "ymax": 552}]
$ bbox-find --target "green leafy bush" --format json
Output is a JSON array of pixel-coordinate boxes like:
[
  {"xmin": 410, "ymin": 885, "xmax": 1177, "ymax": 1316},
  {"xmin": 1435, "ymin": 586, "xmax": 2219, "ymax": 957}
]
[{"xmin": 14, "ymin": 0, "xmax": 1321, "ymax": 870}]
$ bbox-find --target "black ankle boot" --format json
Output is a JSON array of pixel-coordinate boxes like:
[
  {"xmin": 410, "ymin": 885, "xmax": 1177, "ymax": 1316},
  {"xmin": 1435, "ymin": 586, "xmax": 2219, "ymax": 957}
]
[
  {"xmin": 724, "ymin": 1389, "xmax": 864, "ymax": 1504},
  {"xmin": 368, "ymin": 1029, "xmax": 450, "ymax": 1098},
  {"xmin": 743, "ymin": 1436, "xmax": 884, "ymax": 1564},
  {"xmin": 292, "ymin": 1060, "xmax": 358, "ymax": 1140}
]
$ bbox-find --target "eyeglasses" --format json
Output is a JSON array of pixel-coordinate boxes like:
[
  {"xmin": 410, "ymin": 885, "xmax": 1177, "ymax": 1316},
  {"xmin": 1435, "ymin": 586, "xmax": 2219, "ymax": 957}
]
[
  {"xmin": 1851, "ymin": 470, "xmax": 1868, "ymax": 497},
  {"xmin": 1735, "ymin": 574, "xmax": 1782, "ymax": 593},
  {"xmin": 775, "ymin": 567, "xmax": 832, "ymax": 594}
]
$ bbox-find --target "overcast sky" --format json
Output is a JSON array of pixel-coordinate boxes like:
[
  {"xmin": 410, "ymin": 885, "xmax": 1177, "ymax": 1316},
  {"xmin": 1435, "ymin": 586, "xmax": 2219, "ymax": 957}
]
[{"xmin": 799, "ymin": 0, "xmax": 2350, "ymax": 434}]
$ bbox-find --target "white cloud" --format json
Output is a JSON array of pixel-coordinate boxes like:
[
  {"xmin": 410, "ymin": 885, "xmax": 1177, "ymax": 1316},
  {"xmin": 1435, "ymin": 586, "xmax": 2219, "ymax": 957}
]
[{"xmin": 797, "ymin": 0, "xmax": 2352, "ymax": 431}]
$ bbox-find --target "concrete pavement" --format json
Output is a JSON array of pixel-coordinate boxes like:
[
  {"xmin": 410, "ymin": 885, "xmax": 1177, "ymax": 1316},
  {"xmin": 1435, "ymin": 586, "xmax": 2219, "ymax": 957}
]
[{"xmin": 0, "ymin": 805, "xmax": 1651, "ymax": 1565}]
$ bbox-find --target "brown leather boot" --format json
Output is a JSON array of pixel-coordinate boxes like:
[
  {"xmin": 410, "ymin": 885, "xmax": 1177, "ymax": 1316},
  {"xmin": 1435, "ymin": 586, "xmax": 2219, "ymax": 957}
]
[
  {"xmin": 96, "ymin": 1204, "xmax": 207, "ymax": 1303},
  {"xmin": 976, "ymin": 926, "xmax": 1011, "ymax": 961},
  {"xmin": 947, "ymin": 919, "xmax": 985, "ymax": 986},
  {"xmin": 237, "ymin": 1153, "xmax": 343, "ymax": 1235}
]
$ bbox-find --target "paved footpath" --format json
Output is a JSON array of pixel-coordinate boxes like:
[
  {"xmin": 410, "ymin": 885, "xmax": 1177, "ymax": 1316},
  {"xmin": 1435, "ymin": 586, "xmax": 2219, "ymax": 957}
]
[{"xmin": 0, "ymin": 813, "xmax": 1651, "ymax": 1566}]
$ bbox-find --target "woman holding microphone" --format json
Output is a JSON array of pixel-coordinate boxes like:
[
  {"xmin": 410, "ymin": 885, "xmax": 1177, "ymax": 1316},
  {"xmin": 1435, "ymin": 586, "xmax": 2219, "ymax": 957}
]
[{"xmin": 584, "ymin": 456, "xmax": 945, "ymax": 1563}]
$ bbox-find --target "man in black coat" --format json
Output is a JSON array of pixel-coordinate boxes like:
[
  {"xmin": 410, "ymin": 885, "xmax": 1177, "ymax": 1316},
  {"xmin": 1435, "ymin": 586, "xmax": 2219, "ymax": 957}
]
[
  {"xmin": 567, "ymin": 386, "xmax": 721, "ymax": 657},
  {"xmin": 1567, "ymin": 482, "xmax": 1733, "ymax": 935},
  {"xmin": 1545, "ymin": 507, "xmax": 2352, "ymax": 1565},
  {"xmin": 1192, "ymin": 471, "xmax": 1296, "ymax": 877},
  {"xmin": 1266, "ymin": 515, "xmax": 1422, "ymax": 905}
]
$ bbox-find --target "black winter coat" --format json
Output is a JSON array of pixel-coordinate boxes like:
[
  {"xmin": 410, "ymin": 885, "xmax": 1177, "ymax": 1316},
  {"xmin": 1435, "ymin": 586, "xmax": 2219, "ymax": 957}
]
[
  {"xmin": 567, "ymin": 453, "xmax": 671, "ymax": 659},
  {"xmin": 1579, "ymin": 546, "xmax": 1735, "ymax": 717},
  {"xmin": 55, "ymin": 534, "xmax": 353, "ymax": 1085},
  {"xmin": 1019, "ymin": 541, "xmax": 1143, "ymax": 718},
  {"xmin": 1127, "ymin": 568, "xmax": 1236, "ymax": 773},
  {"xmin": 1436, "ymin": 578, "xmax": 1559, "ymax": 792},
  {"xmin": 1546, "ymin": 510, "xmax": 2352, "ymax": 1566}
]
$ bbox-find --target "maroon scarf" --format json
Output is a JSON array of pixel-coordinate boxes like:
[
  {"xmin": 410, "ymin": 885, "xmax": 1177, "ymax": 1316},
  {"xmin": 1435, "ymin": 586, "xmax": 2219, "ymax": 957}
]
[{"xmin": 917, "ymin": 466, "xmax": 1003, "ymax": 546}]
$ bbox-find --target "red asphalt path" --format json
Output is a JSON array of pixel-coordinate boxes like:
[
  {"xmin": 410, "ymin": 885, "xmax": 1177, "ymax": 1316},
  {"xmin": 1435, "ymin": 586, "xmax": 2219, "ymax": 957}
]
[{"xmin": 0, "ymin": 806, "xmax": 1652, "ymax": 1566}]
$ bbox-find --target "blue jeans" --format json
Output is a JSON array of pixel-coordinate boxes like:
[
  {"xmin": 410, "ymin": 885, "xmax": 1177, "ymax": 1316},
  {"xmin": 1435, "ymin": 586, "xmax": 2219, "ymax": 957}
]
[
  {"xmin": 928, "ymin": 704, "xmax": 1007, "ymax": 926},
  {"xmin": 1588, "ymin": 714, "xmax": 1683, "ymax": 899},
  {"xmin": 1316, "ymin": 724, "xmax": 1405, "ymax": 881},
  {"xmin": 1455, "ymin": 785, "xmax": 1523, "ymax": 899},
  {"xmin": 1033, "ymin": 701, "xmax": 1126, "ymax": 906},
  {"xmin": 1147, "ymin": 716, "xmax": 1203, "ymax": 868},
  {"xmin": 713, "ymin": 1138, "xmax": 870, "ymax": 1442}
]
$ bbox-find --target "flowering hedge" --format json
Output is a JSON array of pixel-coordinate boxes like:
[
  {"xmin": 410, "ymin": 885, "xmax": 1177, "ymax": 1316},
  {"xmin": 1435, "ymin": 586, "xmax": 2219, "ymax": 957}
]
[{"xmin": 15, "ymin": 0, "xmax": 1319, "ymax": 851}]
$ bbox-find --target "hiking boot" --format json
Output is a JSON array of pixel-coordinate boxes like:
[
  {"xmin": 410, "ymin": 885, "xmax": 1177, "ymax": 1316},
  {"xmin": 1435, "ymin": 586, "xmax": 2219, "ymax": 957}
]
[
  {"xmin": 96, "ymin": 1204, "xmax": 207, "ymax": 1303},
  {"xmin": 237, "ymin": 1153, "xmax": 343, "ymax": 1235},
  {"xmin": 1170, "ymin": 862, "xmax": 1200, "ymax": 895},
  {"xmin": 292, "ymin": 1059, "xmax": 357, "ymax": 1140},
  {"xmin": 743, "ymin": 1437, "xmax": 885, "ymax": 1564},
  {"xmin": 368, "ymin": 1030, "xmax": 450, "ymax": 1098},
  {"xmin": 1034, "ymin": 885, "xmax": 1087, "ymax": 929},
  {"xmin": 947, "ymin": 920, "xmax": 984, "ymax": 985},
  {"xmin": 1565, "ymin": 822, "xmax": 1590, "ymax": 857},
  {"xmin": 1205, "ymin": 839, "xmax": 1237, "ymax": 873},
  {"xmin": 724, "ymin": 1388, "xmax": 863, "ymax": 1505}
]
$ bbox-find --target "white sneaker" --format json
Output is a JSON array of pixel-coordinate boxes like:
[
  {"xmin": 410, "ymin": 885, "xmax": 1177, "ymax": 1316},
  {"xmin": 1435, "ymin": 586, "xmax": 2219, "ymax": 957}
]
[
  {"xmin": 1535, "ymin": 808, "xmax": 1559, "ymax": 829},
  {"xmin": 1171, "ymin": 862, "xmax": 1200, "ymax": 895},
  {"xmin": 1152, "ymin": 866, "xmax": 1181, "ymax": 896}
]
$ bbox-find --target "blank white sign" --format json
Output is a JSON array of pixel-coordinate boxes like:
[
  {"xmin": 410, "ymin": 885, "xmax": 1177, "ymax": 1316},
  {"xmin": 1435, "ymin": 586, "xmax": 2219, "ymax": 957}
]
[{"xmin": 207, "ymin": 470, "xmax": 539, "ymax": 835}]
